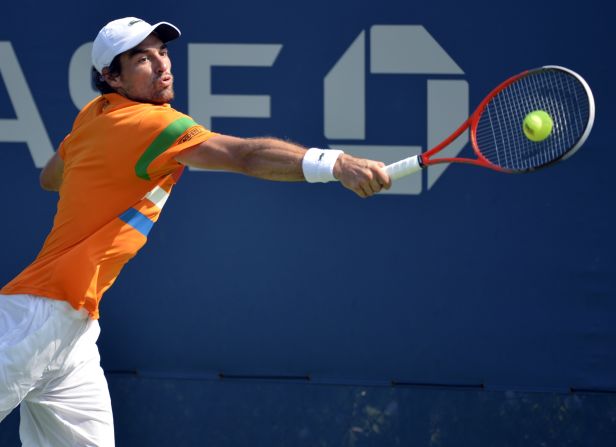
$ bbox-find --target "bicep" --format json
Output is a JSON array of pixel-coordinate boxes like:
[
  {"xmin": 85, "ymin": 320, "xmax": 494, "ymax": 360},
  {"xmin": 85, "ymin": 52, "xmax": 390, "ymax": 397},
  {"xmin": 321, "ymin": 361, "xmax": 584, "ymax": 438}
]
[
  {"xmin": 40, "ymin": 151, "xmax": 64, "ymax": 191},
  {"xmin": 174, "ymin": 134, "xmax": 250, "ymax": 172}
]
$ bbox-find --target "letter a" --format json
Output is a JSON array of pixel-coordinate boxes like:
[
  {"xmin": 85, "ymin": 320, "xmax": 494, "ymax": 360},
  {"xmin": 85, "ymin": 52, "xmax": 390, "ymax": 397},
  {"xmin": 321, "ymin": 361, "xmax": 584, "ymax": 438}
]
[{"xmin": 0, "ymin": 42, "xmax": 53, "ymax": 167}]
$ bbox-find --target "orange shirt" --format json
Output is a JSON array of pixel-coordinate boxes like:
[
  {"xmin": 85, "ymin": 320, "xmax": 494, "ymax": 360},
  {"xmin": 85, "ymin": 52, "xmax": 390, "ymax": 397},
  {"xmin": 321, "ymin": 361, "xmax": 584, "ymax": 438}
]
[{"xmin": 1, "ymin": 93, "xmax": 216, "ymax": 319}]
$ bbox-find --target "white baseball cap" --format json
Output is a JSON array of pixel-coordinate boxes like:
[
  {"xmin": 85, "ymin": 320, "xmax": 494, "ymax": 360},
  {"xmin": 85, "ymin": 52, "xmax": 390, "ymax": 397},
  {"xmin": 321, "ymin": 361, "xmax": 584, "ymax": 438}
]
[{"xmin": 92, "ymin": 17, "xmax": 181, "ymax": 73}]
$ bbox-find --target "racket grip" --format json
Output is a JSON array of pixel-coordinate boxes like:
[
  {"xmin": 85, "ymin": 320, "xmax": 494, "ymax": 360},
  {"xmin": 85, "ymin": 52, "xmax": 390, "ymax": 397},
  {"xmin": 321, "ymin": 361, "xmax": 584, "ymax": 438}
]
[{"xmin": 384, "ymin": 155, "xmax": 423, "ymax": 180}]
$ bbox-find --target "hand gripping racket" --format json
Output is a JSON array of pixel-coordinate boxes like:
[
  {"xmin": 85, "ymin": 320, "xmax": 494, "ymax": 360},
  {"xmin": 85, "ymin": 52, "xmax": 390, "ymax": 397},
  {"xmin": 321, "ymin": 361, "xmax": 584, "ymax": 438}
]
[{"xmin": 384, "ymin": 66, "xmax": 595, "ymax": 180}]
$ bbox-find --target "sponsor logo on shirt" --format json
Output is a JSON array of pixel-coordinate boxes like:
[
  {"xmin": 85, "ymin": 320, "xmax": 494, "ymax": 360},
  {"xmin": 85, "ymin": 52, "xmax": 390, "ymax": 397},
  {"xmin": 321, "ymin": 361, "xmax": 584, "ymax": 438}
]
[{"xmin": 176, "ymin": 126, "xmax": 204, "ymax": 145}]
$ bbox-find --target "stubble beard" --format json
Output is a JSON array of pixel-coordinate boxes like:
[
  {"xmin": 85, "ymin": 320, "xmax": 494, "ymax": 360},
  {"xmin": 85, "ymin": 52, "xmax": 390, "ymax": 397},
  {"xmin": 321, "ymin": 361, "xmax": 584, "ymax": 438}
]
[
  {"xmin": 118, "ymin": 80, "xmax": 174, "ymax": 105},
  {"xmin": 151, "ymin": 86, "xmax": 174, "ymax": 105}
]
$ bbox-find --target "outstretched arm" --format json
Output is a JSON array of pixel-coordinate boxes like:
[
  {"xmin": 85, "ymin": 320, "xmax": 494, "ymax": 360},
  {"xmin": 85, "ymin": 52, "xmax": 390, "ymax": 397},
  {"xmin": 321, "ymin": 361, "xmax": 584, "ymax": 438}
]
[{"xmin": 175, "ymin": 134, "xmax": 391, "ymax": 198}]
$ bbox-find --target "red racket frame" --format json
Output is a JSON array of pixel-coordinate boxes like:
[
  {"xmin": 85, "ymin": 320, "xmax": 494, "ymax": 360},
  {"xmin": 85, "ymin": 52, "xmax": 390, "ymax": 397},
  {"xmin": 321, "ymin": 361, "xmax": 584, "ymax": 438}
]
[{"xmin": 419, "ymin": 70, "xmax": 530, "ymax": 173}]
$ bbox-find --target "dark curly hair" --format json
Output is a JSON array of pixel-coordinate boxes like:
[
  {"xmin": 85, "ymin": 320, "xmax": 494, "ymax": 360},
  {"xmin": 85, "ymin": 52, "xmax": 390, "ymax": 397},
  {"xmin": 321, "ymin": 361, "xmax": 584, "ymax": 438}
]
[{"xmin": 91, "ymin": 54, "xmax": 122, "ymax": 94}]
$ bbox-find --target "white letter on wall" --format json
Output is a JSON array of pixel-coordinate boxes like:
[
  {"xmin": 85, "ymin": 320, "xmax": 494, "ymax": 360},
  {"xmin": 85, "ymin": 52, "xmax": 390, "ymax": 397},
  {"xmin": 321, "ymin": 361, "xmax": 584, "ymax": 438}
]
[
  {"xmin": 188, "ymin": 43, "xmax": 282, "ymax": 130},
  {"xmin": 69, "ymin": 42, "xmax": 97, "ymax": 110},
  {"xmin": 0, "ymin": 42, "xmax": 53, "ymax": 167}
]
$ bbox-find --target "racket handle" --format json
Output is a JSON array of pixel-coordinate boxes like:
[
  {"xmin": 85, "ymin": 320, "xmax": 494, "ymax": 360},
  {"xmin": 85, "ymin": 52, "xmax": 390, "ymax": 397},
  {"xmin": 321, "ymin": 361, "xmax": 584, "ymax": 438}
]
[{"xmin": 384, "ymin": 155, "xmax": 423, "ymax": 180}]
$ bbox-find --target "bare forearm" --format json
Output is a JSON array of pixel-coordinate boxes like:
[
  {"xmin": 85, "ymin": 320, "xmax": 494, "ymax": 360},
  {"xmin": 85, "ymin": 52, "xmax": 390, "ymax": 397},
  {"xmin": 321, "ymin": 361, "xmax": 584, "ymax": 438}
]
[
  {"xmin": 237, "ymin": 137, "xmax": 307, "ymax": 181},
  {"xmin": 176, "ymin": 134, "xmax": 392, "ymax": 197},
  {"xmin": 176, "ymin": 135, "xmax": 306, "ymax": 181},
  {"xmin": 239, "ymin": 140, "xmax": 393, "ymax": 196}
]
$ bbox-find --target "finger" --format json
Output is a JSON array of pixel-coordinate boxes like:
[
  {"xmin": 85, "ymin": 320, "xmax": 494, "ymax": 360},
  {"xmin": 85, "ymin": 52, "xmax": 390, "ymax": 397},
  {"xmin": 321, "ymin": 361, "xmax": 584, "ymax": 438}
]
[
  {"xmin": 375, "ymin": 166, "xmax": 391, "ymax": 189},
  {"xmin": 359, "ymin": 183, "xmax": 373, "ymax": 198},
  {"xmin": 346, "ymin": 181, "xmax": 367, "ymax": 198},
  {"xmin": 369, "ymin": 176, "xmax": 382, "ymax": 193}
]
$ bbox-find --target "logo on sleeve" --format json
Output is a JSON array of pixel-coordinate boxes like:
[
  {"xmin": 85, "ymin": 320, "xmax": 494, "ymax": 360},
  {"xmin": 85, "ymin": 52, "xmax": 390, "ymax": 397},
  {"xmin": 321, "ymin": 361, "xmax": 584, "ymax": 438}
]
[{"xmin": 176, "ymin": 126, "xmax": 205, "ymax": 145}]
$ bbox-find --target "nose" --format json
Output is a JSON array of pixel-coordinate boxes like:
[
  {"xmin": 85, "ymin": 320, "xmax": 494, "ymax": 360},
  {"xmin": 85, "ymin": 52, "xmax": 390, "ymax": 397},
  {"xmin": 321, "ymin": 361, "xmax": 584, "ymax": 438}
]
[{"xmin": 154, "ymin": 55, "xmax": 169, "ymax": 73}]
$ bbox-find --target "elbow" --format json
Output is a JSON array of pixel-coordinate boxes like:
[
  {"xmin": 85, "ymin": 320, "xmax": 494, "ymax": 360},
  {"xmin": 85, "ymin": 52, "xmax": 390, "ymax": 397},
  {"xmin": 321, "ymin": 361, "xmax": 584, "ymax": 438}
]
[
  {"xmin": 39, "ymin": 173, "xmax": 60, "ymax": 192},
  {"xmin": 39, "ymin": 152, "xmax": 64, "ymax": 191},
  {"xmin": 40, "ymin": 181, "xmax": 59, "ymax": 192}
]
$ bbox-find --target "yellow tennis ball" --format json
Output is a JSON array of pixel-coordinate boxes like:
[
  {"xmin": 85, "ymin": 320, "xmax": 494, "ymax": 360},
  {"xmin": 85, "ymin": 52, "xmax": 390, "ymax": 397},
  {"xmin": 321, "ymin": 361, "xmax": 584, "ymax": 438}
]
[{"xmin": 523, "ymin": 110, "xmax": 553, "ymax": 142}]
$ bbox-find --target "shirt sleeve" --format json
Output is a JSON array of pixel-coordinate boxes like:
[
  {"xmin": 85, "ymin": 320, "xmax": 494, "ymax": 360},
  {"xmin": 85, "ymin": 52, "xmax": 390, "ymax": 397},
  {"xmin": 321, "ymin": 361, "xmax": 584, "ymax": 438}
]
[
  {"xmin": 58, "ymin": 96, "xmax": 104, "ymax": 161},
  {"xmin": 134, "ymin": 110, "xmax": 217, "ymax": 181}
]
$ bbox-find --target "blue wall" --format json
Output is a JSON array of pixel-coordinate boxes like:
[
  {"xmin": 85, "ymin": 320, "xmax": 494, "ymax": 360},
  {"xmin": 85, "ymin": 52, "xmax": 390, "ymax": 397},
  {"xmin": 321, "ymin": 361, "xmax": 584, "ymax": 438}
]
[{"xmin": 1, "ymin": 0, "xmax": 614, "ymax": 444}]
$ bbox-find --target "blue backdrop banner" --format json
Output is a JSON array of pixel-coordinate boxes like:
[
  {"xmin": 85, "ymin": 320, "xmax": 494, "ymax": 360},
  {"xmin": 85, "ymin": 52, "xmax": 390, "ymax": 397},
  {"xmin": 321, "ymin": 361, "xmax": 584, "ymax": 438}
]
[{"xmin": 0, "ymin": 0, "xmax": 613, "ymax": 398}]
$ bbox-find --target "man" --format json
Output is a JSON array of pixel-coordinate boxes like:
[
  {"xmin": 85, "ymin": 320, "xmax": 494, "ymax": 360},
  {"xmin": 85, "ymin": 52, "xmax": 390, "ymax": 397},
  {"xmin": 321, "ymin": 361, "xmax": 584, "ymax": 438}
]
[{"xmin": 0, "ymin": 17, "xmax": 390, "ymax": 445}]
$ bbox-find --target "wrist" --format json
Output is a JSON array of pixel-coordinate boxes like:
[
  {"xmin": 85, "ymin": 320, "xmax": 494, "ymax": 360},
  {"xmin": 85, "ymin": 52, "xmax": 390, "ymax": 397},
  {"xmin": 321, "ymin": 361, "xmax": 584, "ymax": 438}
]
[
  {"xmin": 302, "ymin": 148, "xmax": 344, "ymax": 183},
  {"xmin": 332, "ymin": 153, "xmax": 347, "ymax": 180}
]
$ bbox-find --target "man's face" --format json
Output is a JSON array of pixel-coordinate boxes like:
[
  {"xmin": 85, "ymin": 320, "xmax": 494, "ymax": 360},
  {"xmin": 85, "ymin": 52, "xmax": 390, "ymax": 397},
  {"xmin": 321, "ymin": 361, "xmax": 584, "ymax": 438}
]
[{"xmin": 105, "ymin": 33, "xmax": 174, "ymax": 104}]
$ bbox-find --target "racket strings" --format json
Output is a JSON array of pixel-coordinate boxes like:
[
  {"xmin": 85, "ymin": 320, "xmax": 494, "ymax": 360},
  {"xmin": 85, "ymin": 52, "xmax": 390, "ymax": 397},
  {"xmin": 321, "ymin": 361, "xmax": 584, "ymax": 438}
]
[{"xmin": 474, "ymin": 69, "xmax": 591, "ymax": 172}]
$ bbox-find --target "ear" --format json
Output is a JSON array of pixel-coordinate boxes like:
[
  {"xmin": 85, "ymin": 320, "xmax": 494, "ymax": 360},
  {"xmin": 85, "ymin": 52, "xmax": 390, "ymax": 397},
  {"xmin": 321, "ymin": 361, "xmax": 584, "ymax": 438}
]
[{"xmin": 102, "ymin": 67, "xmax": 122, "ymax": 89}]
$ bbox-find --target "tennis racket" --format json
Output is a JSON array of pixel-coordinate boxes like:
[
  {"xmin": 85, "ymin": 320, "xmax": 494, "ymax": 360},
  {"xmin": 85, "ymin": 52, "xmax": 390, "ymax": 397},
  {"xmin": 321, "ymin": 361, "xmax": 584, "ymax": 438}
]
[{"xmin": 384, "ymin": 66, "xmax": 595, "ymax": 180}]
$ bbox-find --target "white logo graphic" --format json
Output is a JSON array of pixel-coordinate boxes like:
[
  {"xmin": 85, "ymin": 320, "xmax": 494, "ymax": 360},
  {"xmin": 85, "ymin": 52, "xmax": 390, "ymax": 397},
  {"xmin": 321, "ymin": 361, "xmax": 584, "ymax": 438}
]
[{"xmin": 324, "ymin": 25, "xmax": 469, "ymax": 195}]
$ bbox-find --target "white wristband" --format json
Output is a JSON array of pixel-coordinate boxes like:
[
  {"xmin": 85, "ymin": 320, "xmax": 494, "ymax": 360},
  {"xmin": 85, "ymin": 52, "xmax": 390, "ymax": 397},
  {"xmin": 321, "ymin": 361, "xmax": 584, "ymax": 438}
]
[{"xmin": 302, "ymin": 148, "xmax": 344, "ymax": 183}]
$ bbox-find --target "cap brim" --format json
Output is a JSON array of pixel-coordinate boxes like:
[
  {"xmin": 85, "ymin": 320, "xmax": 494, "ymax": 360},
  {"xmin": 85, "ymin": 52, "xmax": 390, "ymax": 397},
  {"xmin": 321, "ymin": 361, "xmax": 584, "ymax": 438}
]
[{"xmin": 151, "ymin": 22, "xmax": 181, "ymax": 43}]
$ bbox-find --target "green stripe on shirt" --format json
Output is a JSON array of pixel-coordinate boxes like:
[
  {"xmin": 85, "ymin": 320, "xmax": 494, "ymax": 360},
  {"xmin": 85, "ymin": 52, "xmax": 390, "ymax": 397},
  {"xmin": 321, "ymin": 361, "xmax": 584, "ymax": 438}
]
[{"xmin": 135, "ymin": 117, "xmax": 198, "ymax": 180}]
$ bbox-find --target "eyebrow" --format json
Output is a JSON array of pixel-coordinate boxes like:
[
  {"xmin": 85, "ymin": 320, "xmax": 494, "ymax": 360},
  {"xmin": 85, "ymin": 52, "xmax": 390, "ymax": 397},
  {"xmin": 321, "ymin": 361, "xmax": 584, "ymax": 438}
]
[{"xmin": 127, "ymin": 43, "xmax": 168, "ymax": 58}]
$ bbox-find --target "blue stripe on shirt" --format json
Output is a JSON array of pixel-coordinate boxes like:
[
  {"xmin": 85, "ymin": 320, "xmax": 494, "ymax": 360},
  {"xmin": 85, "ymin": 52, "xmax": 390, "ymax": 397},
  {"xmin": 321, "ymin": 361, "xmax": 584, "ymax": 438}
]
[{"xmin": 119, "ymin": 208, "xmax": 154, "ymax": 237}]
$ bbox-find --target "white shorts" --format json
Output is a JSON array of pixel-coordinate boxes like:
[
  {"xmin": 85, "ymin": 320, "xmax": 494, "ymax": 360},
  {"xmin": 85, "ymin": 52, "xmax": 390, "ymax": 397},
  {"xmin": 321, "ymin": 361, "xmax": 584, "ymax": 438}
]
[{"xmin": 0, "ymin": 294, "xmax": 114, "ymax": 446}]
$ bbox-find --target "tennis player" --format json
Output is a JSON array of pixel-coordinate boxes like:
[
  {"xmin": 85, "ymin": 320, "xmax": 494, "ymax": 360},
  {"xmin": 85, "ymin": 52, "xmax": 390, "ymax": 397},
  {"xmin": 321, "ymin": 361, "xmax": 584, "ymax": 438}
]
[{"xmin": 0, "ymin": 17, "xmax": 390, "ymax": 446}]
